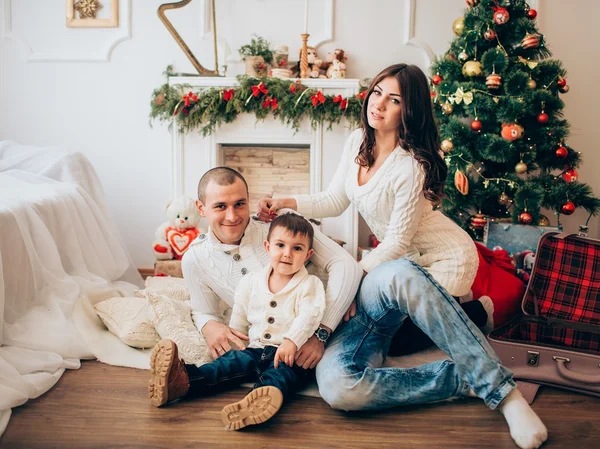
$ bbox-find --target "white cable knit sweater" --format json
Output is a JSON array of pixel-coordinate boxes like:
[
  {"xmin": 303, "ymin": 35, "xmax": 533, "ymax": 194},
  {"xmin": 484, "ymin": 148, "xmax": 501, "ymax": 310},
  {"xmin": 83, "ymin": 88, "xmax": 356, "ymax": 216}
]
[
  {"xmin": 294, "ymin": 129, "xmax": 478, "ymax": 297},
  {"xmin": 229, "ymin": 265, "xmax": 326, "ymax": 349}
]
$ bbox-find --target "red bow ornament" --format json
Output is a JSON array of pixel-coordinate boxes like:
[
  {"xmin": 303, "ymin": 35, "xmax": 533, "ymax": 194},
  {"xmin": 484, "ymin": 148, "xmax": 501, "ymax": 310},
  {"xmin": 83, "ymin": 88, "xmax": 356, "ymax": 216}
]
[
  {"xmin": 311, "ymin": 91, "xmax": 326, "ymax": 107},
  {"xmin": 251, "ymin": 82, "xmax": 269, "ymax": 97},
  {"xmin": 355, "ymin": 90, "xmax": 367, "ymax": 100},
  {"xmin": 183, "ymin": 91, "xmax": 198, "ymax": 107},
  {"xmin": 333, "ymin": 95, "xmax": 348, "ymax": 110},
  {"xmin": 223, "ymin": 89, "xmax": 234, "ymax": 101},
  {"xmin": 262, "ymin": 97, "xmax": 278, "ymax": 110}
]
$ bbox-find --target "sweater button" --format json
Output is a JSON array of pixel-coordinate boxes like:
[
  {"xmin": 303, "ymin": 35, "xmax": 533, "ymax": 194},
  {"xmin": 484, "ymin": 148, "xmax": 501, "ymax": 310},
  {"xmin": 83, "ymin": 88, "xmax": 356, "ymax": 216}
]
[
  {"xmin": 267, "ymin": 317, "xmax": 275, "ymax": 324},
  {"xmin": 241, "ymin": 268, "xmax": 248, "ymax": 275},
  {"xmin": 233, "ymin": 254, "xmax": 241, "ymax": 261},
  {"xmin": 270, "ymin": 301, "xmax": 277, "ymax": 308},
  {"xmin": 264, "ymin": 333, "xmax": 271, "ymax": 339}
]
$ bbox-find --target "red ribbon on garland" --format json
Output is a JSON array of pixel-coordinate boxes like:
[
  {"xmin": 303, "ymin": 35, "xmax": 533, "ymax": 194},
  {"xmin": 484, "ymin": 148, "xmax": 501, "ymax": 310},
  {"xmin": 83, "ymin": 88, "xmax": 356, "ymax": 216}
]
[
  {"xmin": 251, "ymin": 82, "xmax": 269, "ymax": 97},
  {"xmin": 262, "ymin": 97, "xmax": 278, "ymax": 110},
  {"xmin": 183, "ymin": 91, "xmax": 198, "ymax": 107},
  {"xmin": 223, "ymin": 89, "xmax": 234, "ymax": 101},
  {"xmin": 333, "ymin": 95, "xmax": 348, "ymax": 110},
  {"xmin": 311, "ymin": 91, "xmax": 326, "ymax": 106}
]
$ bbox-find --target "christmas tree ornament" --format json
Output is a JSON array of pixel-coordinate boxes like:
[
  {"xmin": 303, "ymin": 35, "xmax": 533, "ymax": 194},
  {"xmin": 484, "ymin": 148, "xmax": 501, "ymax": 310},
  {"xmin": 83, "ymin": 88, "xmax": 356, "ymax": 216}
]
[
  {"xmin": 432, "ymin": 74, "xmax": 443, "ymax": 85},
  {"xmin": 562, "ymin": 168, "xmax": 578, "ymax": 183},
  {"xmin": 538, "ymin": 215, "xmax": 550, "ymax": 226},
  {"xmin": 501, "ymin": 123, "xmax": 524, "ymax": 141},
  {"xmin": 493, "ymin": 8, "xmax": 510, "ymax": 25},
  {"xmin": 557, "ymin": 77, "xmax": 567, "ymax": 88},
  {"xmin": 486, "ymin": 73, "xmax": 502, "ymax": 90},
  {"xmin": 484, "ymin": 29, "xmax": 497, "ymax": 41},
  {"xmin": 527, "ymin": 78, "xmax": 537, "ymax": 89},
  {"xmin": 521, "ymin": 34, "xmax": 541, "ymax": 49},
  {"xmin": 452, "ymin": 17, "xmax": 465, "ymax": 36},
  {"xmin": 466, "ymin": 0, "xmax": 479, "ymax": 7},
  {"xmin": 458, "ymin": 51, "xmax": 469, "ymax": 62},
  {"xmin": 462, "ymin": 61, "xmax": 483, "ymax": 77},
  {"xmin": 519, "ymin": 210, "xmax": 533, "ymax": 225},
  {"xmin": 498, "ymin": 192, "xmax": 511, "ymax": 205},
  {"xmin": 537, "ymin": 111, "xmax": 549, "ymax": 124},
  {"xmin": 526, "ymin": 8, "xmax": 538, "ymax": 19},
  {"xmin": 556, "ymin": 146, "xmax": 568, "ymax": 159},
  {"xmin": 560, "ymin": 201, "xmax": 576, "ymax": 215},
  {"xmin": 471, "ymin": 213, "xmax": 487, "ymax": 229},
  {"xmin": 559, "ymin": 84, "xmax": 570, "ymax": 93},
  {"xmin": 442, "ymin": 102, "xmax": 454, "ymax": 115},
  {"xmin": 471, "ymin": 118, "xmax": 483, "ymax": 131},
  {"xmin": 441, "ymin": 139, "xmax": 454, "ymax": 153},
  {"xmin": 515, "ymin": 161, "xmax": 528, "ymax": 174},
  {"xmin": 454, "ymin": 170, "xmax": 469, "ymax": 195}
]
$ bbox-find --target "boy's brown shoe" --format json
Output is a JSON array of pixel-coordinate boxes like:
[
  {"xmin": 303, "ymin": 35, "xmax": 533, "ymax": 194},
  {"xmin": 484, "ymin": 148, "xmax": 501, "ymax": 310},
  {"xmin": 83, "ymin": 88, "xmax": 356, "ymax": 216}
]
[
  {"xmin": 148, "ymin": 339, "xmax": 190, "ymax": 407},
  {"xmin": 221, "ymin": 386, "xmax": 283, "ymax": 430}
]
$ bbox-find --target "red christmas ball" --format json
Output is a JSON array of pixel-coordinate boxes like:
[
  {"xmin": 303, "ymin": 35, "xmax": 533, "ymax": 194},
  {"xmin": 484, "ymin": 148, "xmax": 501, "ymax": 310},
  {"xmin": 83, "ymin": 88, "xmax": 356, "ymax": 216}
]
[
  {"xmin": 562, "ymin": 168, "xmax": 579, "ymax": 183},
  {"xmin": 519, "ymin": 211, "xmax": 533, "ymax": 225},
  {"xmin": 537, "ymin": 112, "xmax": 549, "ymax": 124},
  {"xmin": 432, "ymin": 74, "xmax": 443, "ymax": 85},
  {"xmin": 560, "ymin": 201, "xmax": 576, "ymax": 215},
  {"xmin": 484, "ymin": 29, "xmax": 497, "ymax": 41},
  {"xmin": 557, "ymin": 77, "xmax": 567, "ymax": 88},
  {"xmin": 526, "ymin": 9, "xmax": 538, "ymax": 19},
  {"xmin": 556, "ymin": 146, "xmax": 568, "ymax": 158},
  {"xmin": 471, "ymin": 213, "xmax": 487, "ymax": 229},
  {"xmin": 471, "ymin": 119, "xmax": 483, "ymax": 131},
  {"xmin": 493, "ymin": 8, "xmax": 510, "ymax": 25}
]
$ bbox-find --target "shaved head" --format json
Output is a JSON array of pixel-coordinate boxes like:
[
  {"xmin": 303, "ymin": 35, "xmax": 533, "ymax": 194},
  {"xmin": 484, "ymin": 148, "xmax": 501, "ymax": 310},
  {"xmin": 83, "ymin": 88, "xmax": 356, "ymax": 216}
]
[{"xmin": 197, "ymin": 167, "xmax": 249, "ymax": 203}]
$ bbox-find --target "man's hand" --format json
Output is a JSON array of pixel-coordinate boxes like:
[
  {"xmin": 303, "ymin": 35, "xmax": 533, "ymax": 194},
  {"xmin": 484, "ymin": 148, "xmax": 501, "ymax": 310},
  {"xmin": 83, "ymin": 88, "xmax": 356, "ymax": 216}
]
[
  {"xmin": 343, "ymin": 299, "xmax": 357, "ymax": 322},
  {"xmin": 294, "ymin": 335, "xmax": 325, "ymax": 369},
  {"xmin": 202, "ymin": 320, "xmax": 249, "ymax": 359},
  {"xmin": 274, "ymin": 339, "xmax": 297, "ymax": 368}
]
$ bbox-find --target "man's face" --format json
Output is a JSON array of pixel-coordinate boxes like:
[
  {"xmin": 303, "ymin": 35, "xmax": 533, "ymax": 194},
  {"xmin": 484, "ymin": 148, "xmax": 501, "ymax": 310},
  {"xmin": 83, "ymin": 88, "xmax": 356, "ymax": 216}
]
[{"xmin": 196, "ymin": 178, "xmax": 250, "ymax": 245}]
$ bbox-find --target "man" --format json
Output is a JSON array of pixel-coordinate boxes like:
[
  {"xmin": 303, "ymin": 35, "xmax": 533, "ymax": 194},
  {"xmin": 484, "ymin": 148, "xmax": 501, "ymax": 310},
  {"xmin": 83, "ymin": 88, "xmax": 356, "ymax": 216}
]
[{"xmin": 182, "ymin": 167, "xmax": 362, "ymax": 368}]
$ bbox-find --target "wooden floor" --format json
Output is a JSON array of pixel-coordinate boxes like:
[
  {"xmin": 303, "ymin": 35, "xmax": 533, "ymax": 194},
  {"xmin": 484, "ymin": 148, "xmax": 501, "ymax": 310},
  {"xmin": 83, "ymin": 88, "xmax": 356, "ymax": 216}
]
[{"xmin": 2, "ymin": 361, "xmax": 599, "ymax": 449}]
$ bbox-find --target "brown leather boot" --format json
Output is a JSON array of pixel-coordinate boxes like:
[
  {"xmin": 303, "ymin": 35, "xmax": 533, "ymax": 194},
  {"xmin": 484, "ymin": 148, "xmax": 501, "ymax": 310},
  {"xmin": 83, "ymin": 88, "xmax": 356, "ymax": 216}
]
[{"xmin": 148, "ymin": 339, "xmax": 190, "ymax": 407}]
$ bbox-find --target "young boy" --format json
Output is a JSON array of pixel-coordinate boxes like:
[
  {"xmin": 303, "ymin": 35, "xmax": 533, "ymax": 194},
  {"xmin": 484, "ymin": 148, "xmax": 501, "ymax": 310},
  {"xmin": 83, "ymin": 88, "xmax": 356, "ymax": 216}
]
[{"xmin": 148, "ymin": 212, "xmax": 326, "ymax": 430}]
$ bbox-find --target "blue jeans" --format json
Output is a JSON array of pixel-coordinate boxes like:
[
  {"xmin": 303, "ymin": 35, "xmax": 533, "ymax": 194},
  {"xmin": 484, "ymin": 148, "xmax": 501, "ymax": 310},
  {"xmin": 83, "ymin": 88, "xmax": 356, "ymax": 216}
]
[
  {"xmin": 185, "ymin": 346, "xmax": 311, "ymax": 401},
  {"xmin": 315, "ymin": 259, "xmax": 515, "ymax": 411}
]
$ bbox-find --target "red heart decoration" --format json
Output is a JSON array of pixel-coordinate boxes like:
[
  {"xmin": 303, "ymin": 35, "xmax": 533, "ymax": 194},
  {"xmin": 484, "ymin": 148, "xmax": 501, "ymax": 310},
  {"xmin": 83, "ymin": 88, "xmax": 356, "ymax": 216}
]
[{"xmin": 166, "ymin": 227, "xmax": 200, "ymax": 258}]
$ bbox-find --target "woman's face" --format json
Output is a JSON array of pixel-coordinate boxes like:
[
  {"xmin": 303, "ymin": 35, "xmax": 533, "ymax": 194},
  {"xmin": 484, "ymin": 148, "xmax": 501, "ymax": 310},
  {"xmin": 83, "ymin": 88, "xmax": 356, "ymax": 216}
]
[{"xmin": 366, "ymin": 76, "xmax": 402, "ymax": 133}]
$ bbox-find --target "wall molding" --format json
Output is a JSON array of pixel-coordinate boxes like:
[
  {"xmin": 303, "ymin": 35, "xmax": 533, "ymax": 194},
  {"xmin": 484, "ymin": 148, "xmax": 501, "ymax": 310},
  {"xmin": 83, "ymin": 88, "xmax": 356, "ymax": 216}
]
[
  {"xmin": 1, "ymin": 0, "xmax": 132, "ymax": 62},
  {"xmin": 403, "ymin": 0, "xmax": 435, "ymax": 64}
]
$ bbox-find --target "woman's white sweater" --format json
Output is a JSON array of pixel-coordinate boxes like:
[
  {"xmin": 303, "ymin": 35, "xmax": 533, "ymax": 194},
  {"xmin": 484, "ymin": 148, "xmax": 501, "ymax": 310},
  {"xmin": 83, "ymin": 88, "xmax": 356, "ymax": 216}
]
[{"xmin": 294, "ymin": 129, "xmax": 478, "ymax": 297}]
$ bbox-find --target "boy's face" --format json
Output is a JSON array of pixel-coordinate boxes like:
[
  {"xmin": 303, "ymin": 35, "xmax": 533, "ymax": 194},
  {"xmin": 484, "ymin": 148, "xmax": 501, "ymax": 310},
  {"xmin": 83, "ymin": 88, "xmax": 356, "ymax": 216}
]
[
  {"xmin": 196, "ymin": 178, "xmax": 250, "ymax": 245},
  {"xmin": 264, "ymin": 227, "xmax": 314, "ymax": 278}
]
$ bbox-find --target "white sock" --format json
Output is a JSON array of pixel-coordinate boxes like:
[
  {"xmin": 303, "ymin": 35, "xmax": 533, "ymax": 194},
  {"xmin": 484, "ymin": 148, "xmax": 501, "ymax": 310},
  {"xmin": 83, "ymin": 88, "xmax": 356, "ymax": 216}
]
[
  {"xmin": 477, "ymin": 295, "xmax": 495, "ymax": 334},
  {"xmin": 500, "ymin": 389, "xmax": 548, "ymax": 449}
]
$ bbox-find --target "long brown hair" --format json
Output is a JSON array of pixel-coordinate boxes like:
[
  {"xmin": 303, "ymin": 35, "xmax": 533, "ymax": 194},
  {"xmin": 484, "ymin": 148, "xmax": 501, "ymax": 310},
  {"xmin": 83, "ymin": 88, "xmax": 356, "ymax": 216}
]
[{"xmin": 356, "ymin": 64, "xmax": 447, "ymax": 206}]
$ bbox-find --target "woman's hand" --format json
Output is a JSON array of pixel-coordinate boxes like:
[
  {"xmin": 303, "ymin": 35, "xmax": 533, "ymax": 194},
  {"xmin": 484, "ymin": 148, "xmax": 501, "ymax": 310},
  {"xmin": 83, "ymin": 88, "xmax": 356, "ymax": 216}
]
[{"xmin": 256, "ymin": 197, "xmax": 285, "ymax": 222}]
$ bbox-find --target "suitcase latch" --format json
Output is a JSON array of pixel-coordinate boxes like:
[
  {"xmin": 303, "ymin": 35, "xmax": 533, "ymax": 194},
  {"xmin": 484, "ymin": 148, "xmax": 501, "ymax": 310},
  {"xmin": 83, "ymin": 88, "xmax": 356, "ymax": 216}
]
[{"xmin": 527, "ymin": 351, "xmax": 540, "ymax": 367}]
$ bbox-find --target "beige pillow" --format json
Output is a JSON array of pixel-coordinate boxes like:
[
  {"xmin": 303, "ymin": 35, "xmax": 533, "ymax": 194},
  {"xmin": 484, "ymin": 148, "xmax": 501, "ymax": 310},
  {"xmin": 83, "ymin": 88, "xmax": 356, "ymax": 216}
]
[
  {"xmin": 136, "ymin": 276, "xmax": 190, "ymax": 301},
  {"xmin": 146, "ymin": 292, "xmax": 212, "ymax": 366},
  {"xmin": 94, "ymin": 297, "xmax": 160, "ymax": 349}
]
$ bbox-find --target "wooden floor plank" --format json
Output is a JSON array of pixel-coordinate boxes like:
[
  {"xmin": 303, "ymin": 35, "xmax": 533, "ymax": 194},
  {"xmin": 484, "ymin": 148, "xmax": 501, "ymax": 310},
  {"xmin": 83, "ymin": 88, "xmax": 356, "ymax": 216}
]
[{"xmin": 1, "ymin": 361, "xmax": 599, "ymax": 448}]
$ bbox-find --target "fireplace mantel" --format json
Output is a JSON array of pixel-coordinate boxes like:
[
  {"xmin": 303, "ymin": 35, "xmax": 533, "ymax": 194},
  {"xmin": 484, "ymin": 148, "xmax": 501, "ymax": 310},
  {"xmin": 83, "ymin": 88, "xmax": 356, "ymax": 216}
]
[{"xmin": 168, "ymin": 76, "xmax": 362, "ymax": 257}]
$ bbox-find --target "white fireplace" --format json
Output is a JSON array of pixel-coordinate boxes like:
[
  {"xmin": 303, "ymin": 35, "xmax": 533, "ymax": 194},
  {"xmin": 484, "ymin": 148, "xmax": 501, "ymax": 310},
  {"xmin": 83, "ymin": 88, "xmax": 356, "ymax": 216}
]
[{"xmin": 168, "ymin": 76, "xmax": 362, "ymax": 257}]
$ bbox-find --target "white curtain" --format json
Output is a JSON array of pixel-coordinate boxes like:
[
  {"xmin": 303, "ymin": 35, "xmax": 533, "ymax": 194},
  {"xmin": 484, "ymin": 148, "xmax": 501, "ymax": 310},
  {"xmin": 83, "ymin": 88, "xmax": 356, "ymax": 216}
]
[{"xmin": 0, "ymin": 141, "xmax": 147, "ymax": 436}]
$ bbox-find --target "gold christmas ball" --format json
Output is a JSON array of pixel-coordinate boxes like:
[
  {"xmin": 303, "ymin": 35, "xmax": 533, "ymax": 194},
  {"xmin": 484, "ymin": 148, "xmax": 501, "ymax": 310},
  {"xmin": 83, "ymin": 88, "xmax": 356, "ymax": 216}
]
[
  {"xmin": 452, "ymin": 17, "xmax": 465, "ymax": 36},
  {"xmin": 559, "ymin": 84, "xmax": 570, "ymax": 93},
  {"xmin": 462, "ymin": 60, "xmax": 483, "ymax": 77},
  {"xmin": 527, "ymin": 78, "xmax": 537, "ymax": 89},
  {"xmin": 538, "ymin": 215, "xmax": 550, "ymax": 226},
  {"xmin": 498, "ymin": 192, "xmax": 511, "ymax": 205},
  {"xmin": 515, "ymin": 161, "xmax": 528, "ymax": 174},
  {"xmin": 441, "ymin": 139, "xmax": 454, "ymax": 153},
  {"xmin": 442, "ymin": 102, "xmax": 454, "ymax": 115}
]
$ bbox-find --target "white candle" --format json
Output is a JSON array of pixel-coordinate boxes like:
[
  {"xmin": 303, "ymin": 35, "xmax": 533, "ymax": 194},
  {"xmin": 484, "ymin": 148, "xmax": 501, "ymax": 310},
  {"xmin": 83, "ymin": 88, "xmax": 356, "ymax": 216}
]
[{"xmin": 303, "ymin": 0, "xmax": 309, "ymax": 34}]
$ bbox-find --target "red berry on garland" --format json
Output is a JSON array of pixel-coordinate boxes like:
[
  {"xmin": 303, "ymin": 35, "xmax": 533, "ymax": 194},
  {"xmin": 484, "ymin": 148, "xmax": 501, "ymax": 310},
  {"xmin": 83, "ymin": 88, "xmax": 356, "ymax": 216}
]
[
  {"xmin": 562, "ymin": 168, "xmax": 578, "ymax": 183},
  {"xmin": 526, "ymin": 9, "xmax": 538, "ymax": 19},
  {"xmin": 432, "ymin": 74, "xmax": 443, "ymax": 85},
  {"xmin": 493, "ymin": 8, "xmax": 510, "ymax": 25},
  {"xmin": 556, "ymin": 146, "xmax": 568, "ymax": 159},
  {"xmin": 557, "ymin": 77, "xmax": 567, "ymax": 88},
  {"xmin": 471, "ymin": 118, "xmax": 483, "ymax": 131},
  {"xmin": 537, "ymin": 112, "xmax": 549, "ymax": 124},
  {"xmin": 519, "ymin": 211, "xmax": 533, "ymax": 225},
  {"xmin": 484, "ymin": 29, "xmax": 497, "ymax": 41},
  {"xmin": 560, "ymin": 201, "xmax": 576, "ymax": 215}
]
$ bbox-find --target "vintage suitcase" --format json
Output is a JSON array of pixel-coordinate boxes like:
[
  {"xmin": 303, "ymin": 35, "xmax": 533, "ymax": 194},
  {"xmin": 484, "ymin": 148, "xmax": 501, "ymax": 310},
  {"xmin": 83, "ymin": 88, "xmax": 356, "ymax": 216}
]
[{"xmin": 488, "ymin": 230, "xmax": 600, "ymax": 401}]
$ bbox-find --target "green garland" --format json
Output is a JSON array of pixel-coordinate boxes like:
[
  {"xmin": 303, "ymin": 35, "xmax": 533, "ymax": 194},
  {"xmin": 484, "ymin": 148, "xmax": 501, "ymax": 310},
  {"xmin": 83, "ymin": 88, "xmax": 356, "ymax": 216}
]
[{"xmin": 149, "ymin": 68, "xmax": 367, "ymax": 137}]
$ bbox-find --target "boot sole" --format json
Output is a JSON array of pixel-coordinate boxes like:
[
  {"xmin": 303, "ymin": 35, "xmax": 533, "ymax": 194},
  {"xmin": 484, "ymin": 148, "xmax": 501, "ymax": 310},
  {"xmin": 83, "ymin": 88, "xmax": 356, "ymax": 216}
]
[
  {"xmin": 221, "ymin": 386, "xmax": 283, "ymax": 431},
  {"xmin": 148, "ymin": 339, "xmax": 177, "ymax": 407}
]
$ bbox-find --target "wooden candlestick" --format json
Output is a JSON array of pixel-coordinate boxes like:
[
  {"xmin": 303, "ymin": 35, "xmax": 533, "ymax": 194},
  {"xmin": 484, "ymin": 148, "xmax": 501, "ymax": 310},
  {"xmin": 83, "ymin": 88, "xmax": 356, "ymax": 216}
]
[{"xmin": 300, "ymin": 33, "xmax": 310, "ymax": 78}]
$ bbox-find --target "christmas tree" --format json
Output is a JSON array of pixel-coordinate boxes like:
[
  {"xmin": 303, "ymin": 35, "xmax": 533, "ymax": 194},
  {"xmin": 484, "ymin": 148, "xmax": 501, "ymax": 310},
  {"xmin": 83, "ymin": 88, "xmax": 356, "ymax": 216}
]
[{"xmin": 430, "ymin": 0, "xmax": 599, "ymax": 236}]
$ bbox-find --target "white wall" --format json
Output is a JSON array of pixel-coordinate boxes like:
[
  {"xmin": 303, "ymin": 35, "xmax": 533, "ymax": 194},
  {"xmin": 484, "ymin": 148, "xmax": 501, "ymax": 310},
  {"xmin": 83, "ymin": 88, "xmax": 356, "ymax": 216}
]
[{"xmin": 1, "ymin": 0, "xmax": 598, "ymax": 267}]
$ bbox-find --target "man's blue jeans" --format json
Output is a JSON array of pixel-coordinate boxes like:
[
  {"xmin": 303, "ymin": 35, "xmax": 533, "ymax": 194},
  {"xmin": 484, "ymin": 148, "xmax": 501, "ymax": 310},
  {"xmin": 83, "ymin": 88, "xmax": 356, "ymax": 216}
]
[
  {"xmin": 316, "ymin": 259, "xmax": 516, "ymax": 411},
  {"xmin": 185, "ymin": 346, "xmax": 311, "ymax": 401}
]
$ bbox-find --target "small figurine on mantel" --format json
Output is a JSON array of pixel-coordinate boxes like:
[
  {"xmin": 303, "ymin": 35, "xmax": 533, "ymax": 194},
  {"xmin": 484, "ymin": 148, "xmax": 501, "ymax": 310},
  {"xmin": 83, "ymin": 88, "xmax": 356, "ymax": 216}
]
[
  {"xmin": 291, "ymin": 46, "xmax": 328, "ymax": 78},
  {"xmin": 325, "ymin": 49, "xmax": 347, "ymax": 79}
]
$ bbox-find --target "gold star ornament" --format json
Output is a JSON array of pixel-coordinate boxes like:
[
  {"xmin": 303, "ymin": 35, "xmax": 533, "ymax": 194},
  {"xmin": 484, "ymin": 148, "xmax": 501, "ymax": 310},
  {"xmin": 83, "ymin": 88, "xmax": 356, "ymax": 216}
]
[{"xmin": 74, "ymin": 0, "xmax": 102, "ymax": 19}]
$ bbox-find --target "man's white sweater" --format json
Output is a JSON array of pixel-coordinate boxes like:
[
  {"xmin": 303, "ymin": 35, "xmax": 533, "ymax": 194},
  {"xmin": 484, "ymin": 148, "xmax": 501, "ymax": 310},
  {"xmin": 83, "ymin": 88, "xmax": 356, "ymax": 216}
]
[
  {"xmin": 229, "ymin": 265, "xmax": 326, "ymax": 349},
  {"xmin": 294, "ymin": 129, "xmax": 478, "ymax": 297}
]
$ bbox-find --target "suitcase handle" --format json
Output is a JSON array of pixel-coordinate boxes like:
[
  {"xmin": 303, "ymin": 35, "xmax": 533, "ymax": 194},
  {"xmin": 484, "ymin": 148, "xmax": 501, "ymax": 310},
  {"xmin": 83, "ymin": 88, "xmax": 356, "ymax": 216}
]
[{"xmin": 553, "ymin": 357, "xmax": 600, "ymax": 385}]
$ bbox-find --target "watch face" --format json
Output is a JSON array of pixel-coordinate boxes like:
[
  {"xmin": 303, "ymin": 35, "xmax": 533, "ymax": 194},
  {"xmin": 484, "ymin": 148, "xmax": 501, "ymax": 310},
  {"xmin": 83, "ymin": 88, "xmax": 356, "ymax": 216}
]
[{"xmin": 317, "ymin": 328, "xmax": 329, "ymax": 341}]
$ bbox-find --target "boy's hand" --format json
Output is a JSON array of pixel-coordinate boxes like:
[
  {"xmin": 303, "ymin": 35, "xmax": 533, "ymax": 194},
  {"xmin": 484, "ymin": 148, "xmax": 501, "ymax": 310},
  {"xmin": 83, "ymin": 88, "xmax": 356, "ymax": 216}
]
[{"xmin": 274, "ymin": 339, "xmax": 297, "ymax": 368}]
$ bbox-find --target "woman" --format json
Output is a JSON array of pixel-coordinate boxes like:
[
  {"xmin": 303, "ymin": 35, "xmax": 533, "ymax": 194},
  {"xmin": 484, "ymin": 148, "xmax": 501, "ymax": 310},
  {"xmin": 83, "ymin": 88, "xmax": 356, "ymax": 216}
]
[{"xmin": 257, "ymin": 64, "xmax": 547, "ymax": 449}]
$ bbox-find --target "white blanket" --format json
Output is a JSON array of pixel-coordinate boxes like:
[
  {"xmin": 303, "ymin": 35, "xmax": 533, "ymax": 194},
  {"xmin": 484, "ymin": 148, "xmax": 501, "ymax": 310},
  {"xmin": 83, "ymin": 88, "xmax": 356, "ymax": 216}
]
[{"xmin": 0, "ymin": 142, "xmax": 146, "ymax": 436}]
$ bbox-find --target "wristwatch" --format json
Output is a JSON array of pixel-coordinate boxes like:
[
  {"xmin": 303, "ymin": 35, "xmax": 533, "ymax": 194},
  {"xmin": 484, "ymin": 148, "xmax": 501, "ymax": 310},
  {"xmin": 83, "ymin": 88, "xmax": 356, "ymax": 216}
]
[{"xmin": 314, "ymin": 326, "xmax": 331, "ymax": 344}]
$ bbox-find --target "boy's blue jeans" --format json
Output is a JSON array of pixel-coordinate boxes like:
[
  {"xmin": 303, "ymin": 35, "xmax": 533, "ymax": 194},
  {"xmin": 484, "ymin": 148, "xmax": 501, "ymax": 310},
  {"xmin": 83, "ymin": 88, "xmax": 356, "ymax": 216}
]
[
  {"xmin": 184, "ymin": 346, "xmax": 311, "ymax": 401},
  {"xmin": 316, "ymin": 258, "xmax": 516, "ymax": 411}
]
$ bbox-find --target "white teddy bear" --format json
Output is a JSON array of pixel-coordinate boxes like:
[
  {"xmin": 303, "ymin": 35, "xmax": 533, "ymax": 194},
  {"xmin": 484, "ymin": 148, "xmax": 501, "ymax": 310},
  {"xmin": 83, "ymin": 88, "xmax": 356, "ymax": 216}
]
[{"xmin": 153, "ymin": 196, "xmax": 203, "ymax": 260}]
